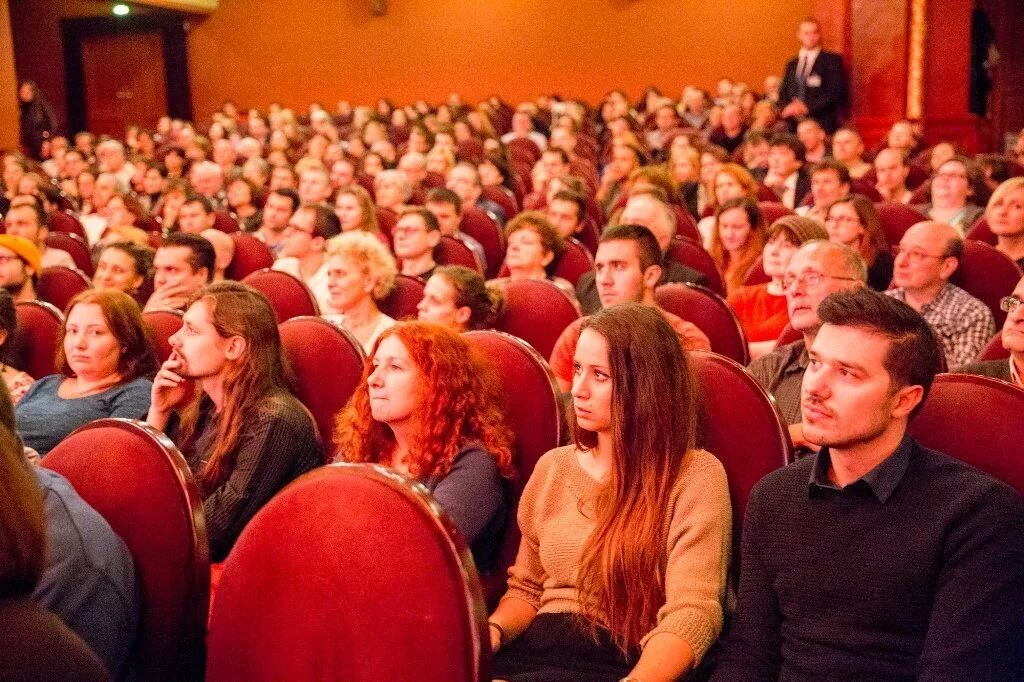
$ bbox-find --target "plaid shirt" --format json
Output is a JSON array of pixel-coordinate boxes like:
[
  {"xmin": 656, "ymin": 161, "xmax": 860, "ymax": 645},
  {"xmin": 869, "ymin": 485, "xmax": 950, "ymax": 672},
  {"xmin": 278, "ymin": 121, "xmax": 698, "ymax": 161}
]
[
  {"xmin": 747, "ymin": 339, "xmax": 808, "ymax": 426},
  {"xmin": 887, "ymin": 284, "xmax": 995, "ymax": 367}
]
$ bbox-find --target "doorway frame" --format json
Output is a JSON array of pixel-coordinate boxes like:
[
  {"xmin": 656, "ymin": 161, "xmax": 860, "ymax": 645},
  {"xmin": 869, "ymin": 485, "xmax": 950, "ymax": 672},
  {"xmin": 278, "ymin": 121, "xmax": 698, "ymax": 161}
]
[{"xmin": 61, "ymin": 12, "xmax": 192, "ymax": 136}]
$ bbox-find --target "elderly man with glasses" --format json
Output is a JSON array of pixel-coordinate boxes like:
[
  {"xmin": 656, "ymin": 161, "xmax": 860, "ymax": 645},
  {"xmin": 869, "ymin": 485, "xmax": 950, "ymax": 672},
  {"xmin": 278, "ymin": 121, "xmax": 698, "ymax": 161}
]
[
  {"xmin": 954, "ymin": 276, "xmax": 1024, "ymax": 387},
  {"xmin": 886, "ymin": 221, "xmax": 995, "ymax": 367}
]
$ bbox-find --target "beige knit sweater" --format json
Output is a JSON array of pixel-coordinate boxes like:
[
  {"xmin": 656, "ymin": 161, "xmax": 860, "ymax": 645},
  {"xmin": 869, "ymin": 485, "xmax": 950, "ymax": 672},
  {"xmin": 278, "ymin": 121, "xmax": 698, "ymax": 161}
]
[{"xmin": 503, "ymin": 445, "xmax": 732, "ymax": 662}]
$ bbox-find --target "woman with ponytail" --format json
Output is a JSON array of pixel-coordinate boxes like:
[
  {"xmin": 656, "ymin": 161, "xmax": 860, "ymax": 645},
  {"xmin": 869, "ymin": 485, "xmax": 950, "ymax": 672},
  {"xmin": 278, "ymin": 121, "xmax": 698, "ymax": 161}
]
[
  {"xmin": 488, "ymin": 303, "xmax": 731, "ymax": 681},
  {"xmin": 146, "ymin": 281, "xmax": 322, "ymax": 561}
]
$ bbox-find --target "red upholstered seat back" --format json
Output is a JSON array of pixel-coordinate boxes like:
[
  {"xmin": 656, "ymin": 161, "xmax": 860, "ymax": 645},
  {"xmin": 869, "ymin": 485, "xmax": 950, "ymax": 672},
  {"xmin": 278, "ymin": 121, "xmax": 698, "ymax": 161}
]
[
  {"xmin": 492, "ymin": 278, "xmax": 581, "ymax": 358},
  {"xmin": 949, "ymin": 240, "xmax": 1023, "ymax": 328},
  {"xmin": 435, "ymin": 234, "xmax": 485, "ymax": 274},
  {"xmin": 551, "ymin": 237, "xmax": 594, "ymax": 286},
  {"xmin": 279, "ymin": 316, "xmax": 365, "ymax": 457},
  {"xmin": 242, "ymin": 269, "xmax": 319, "ymax": 321},
  {"xmin": 757, "ymin": 185, "xmax": 781, "ymax": 202},
  {"xmin": 212, "ymin": 210, "xmax": 239, "ymax": 234},
  {"xmin": 225, "ymin": 233, "xmax": 275, "ymax": 281},
  {"xmin": 506, "ymin": 137, "xmax": 542, "ymax": 166},
  {"xmin": 655, "ymin": 283, "xmax": 749, "ymax": 364},
  {"xmin": 460, "ymin": 207, "xmax": 505, "ymax": 278},
  {"xmin": 481, "ymin": 186, "xmax": 519, "ymax": 221},
  {"xmin": 688, "ymin": 351, "xmax": 792, "ymax": 569},
  {"xmin": 965, "ymin": 217, "xmax": 998, "ymax": 246},
  {"xmin": 666, "ymin": 237, "xmax": 726, "ymax": 297},
  {"xmin": 377, "ymin": 206, "xmax": 397, "ymax": 241},
  {"xmin": 41, "ymin": 419, "xmax": 210, "ymax": 680},
  {"xmin": 776, "ymin": 323, "xmax": 803, "ymax": 348},
  {"xmin": 743, "ymin": 256, "xmax": 770, "ymax": 286},
  {"xmin": 979, "ymin": 332, "xmax": 1010, "ymax": 361},
  {"xmin": 206, "ymin": 464, "xmax": 490, "ymax": 682},
  {"xmin": 464, "ymin": 330, "xmax": 567, "ymax": 606},
  {"xmin": 908, "ymin": 374, "xmax": 1024, "ymax": 494},
  {"xmin": 48, "ymin": 210, "xmax": 88, "ymax": 239},
  {"xmin": 758, "ymin": 201, "xmax": 794, "ymax": 227},
  {"xmin": 142, "ymin": 309, "xmax": 183, "ymax": 364},
  {"xmin": 37, "ymin": 266, "xmax": 90, "ymax": 312},
  {"xmin": 673, "ymin": 205, "xmax": 702, "ymax": 243},
  {"xmin": 45, "ymin": 231, "xmax": 93, "ymax": 276},
  {"xmin": 377, "ymin": 273, "xmax": 425, "ymax": 320},
  {"xmin": 875, "ymin": 202, "xmax": 927, "ymax": 247},
  {"xmin": 11, "ymin": 301, "xmax": 63, "ymax": 378}
]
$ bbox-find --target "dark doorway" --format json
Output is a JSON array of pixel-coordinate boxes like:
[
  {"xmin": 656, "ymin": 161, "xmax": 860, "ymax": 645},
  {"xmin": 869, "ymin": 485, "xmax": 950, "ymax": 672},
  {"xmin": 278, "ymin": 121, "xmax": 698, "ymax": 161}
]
[{"xmin": 62, "ymin": 13, "xmax": 192, "ymax": 137}]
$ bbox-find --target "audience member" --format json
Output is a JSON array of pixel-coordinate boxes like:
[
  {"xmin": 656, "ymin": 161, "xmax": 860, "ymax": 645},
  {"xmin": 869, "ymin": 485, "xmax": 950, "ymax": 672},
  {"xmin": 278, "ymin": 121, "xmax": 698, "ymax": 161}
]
[
  {"xmin": 225, "ymin": 176, "xmax": 262, "ymax": 232},
  {"xmin": 710, "ymin": 197, "xmax": 767, "ymax": 296},
  {"xmin": 252, "ymin": 187, "xmax": 298, "ymax": 258},
  {"xmin": 374, "ymin": 169, "xmax": 412, "ymax": 213},
  {"xmin": 425, "ymin": 187, "xmax": 487, "ymax": 267},
  {"xmin": 272, "ymin": 203, "xmax": 342, "ymax": 314},
  {"xmin": 760, "ymin": 134, "xmax": 810, "ymax": 209},
  {"xmin": 914, "ymin": 157, "xmax": 985, "ymax": 235},
  {"xmin": 708, "ymin": 104, "xmax": 747, "ymax": 154},
  {"xmin": 545, "ymin": 190, "xmax": 587, "ymax": 242},
  {"xmin": 200, "ymin": 229, "xmax": 235, "ymax": 282},
  {"xmin": 333, "ymin": 185, "xmax": 381, "ymax": 236},
  {"xmin": 92, "ymin": 242, "xmax": 152, "ymax": 299},
  {"xmin": 392, "ymin": 208, "xmax": 440, "ymax": 280},
  {"xmin": 0, "ymin": 289, "xmax": 33, "ymax": 403},
  {"xmin": 321, "ymin": 231, "xmax": 397, "ymax": 353},
  {"xmin": 3, "ymin": 199, "xmax": 74, "ymax": 269},
  {"xmin": 501, "ymin": 212, "xmax": 575, "ymax": 298},
  {"xmin": 144, "ymin": 232, "xmax": 215, "ymax": 312},
  {"xmin": 417, "ymin": 266, "xmax": 505, "ymax": 332},
  {"xmin": 830, "ymin": 127, "xmax": 871, "ymax": 179},
  {"xmin": 0, "ymin": 235, "xmax": 41, "ymax": 304},
  {"xmin": 796, "ymin": 118, "xmax": 828, "ymax": 164},
  {"xmin": 747, "ymin": 240, "xmax": 865, "ymax": 448},
  {"xmin": 490, "ymin": 303, "xmax": 730, "ymax": 680},
  {"xmin": 16, "ymin": 290, "xmax": 156, "ymax": 456},
  {"xmin": 716, "ymin": 287, "xmax": 1024, "ymax": 679},
  {"xmin": 872, "ymin": 148, "xmax": 913, "ymax": 204},
  {"xmin": 984, "ymin": 177, "xmax": 1024, "ymax": 269},
  {"xmin": 698, "ymin": 163, "xmax": 760, "ymax": 249},
  {"xmin": 448, "ymin": 162, "xmax": 507, "ymax": 225},
  {"xmin": 777, "ymin": 17, "xmax": 848, "ymax": 133},
  {"xmin": 954, "ymin": 275, "xmax": 1024, "ymax": 386},
  {"xmin": 176, "ymin": 195, "xmax": 216, "ymax": 235},
  {"xmin": 824, "ymin": 194, "xmax": 893, "ymax": 290},
  {"xmin": 147, "ymin": 282, "xmax": 322, "ymax": 561},
  {"xmin": 728, "ymin": 216, "xmax": 828, "ymax": 359},
  {"xmin": 887, "ymin": 221, "xmax": 995, "ymax": 367},
  {"xmin": 551, "ymin": 225, "xmax": 711, "ymax": 392},
  {"xmin": 334, "ymin": 322, "xmax": 514, "ymax": 568},
  {"xmin": 796, "ymin": 159, "xmax": 850, "ymax": 221}
]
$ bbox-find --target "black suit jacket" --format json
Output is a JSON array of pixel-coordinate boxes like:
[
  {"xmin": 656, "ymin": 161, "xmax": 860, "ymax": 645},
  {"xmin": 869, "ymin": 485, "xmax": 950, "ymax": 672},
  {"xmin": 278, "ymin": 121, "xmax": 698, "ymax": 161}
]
[
  {"xmin": 778, "ymin": 50, "xmax": 848, "ymax": 133},
  {"xmin": 952, "ymin": 359, "xmax": 1014, "ymax": 383},
  {"xmin": 575, "ymin": 259, "xmax": 708, "ymax": 315},
  {"xmin": 753, "ymin": 168, "xmax": 812, "ymax": 209}
]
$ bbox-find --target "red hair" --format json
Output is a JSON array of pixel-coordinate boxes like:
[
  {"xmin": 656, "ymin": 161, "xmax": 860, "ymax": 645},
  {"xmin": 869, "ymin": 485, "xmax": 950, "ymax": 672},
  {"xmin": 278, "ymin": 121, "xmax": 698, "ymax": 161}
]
[{"xmin": 333, "ymin": 322, "xmax": 515, "ymax": 481}]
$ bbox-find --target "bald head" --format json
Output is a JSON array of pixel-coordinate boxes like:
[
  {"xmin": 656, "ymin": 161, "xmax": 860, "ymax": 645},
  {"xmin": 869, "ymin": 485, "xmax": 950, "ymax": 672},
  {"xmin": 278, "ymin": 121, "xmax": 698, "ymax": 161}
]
[
  {"xmin": 621, "ymin": 194, "xmax": 676, "ymax": 251},
  {"xmin": 893, "ymin": 221, "xmax": 962, "ymax": 292},
  {"xmin": 201, "ymin": 228, "xmax": 235, "ymax": 279},
  {"xmin": 903, "ymin": 221, "xmax": 962, "ymax": 257}
]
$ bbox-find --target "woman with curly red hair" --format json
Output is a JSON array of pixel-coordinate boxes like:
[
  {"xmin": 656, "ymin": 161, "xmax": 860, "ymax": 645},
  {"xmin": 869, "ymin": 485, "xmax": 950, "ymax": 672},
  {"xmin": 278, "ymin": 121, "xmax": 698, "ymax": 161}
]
[{"xmin": 334, "ymin": 321, "xmax": 515, "ymax": 570}]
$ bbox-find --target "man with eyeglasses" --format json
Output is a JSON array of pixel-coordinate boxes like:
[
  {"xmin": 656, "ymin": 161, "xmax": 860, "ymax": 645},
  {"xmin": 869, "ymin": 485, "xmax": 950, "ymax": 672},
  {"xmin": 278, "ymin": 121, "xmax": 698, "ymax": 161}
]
[
  {"xmin": 271, "ymin": 203, "xmax": 341, "ymax": 314},
  {"xmin": 392, "ymin": 208, "xmax": 441, "ymax": 281},
  {"xmin": 954, "ymin": 276, "xmax": 1024, "ymax": 387},
  {"xmin": 886, "ymin": 221, "xmax": 994, "ymax": 367},
  {"xmin": 747, "ymin": 240, "xmax": 866, "ymax": 452}
]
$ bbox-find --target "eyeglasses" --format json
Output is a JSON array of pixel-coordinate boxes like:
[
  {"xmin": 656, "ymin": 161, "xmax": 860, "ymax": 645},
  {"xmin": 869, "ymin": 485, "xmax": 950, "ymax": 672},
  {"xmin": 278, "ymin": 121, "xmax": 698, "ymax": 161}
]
[
  {"xmin": 391, "ymin": 225, "xmax": 428, "ymax": 237},
  {"xmin": 934, "ymin": 171, "xmax": 967, "ymax": 181},
  {"xmin": 284, "ymin": 225, "xmax": 316, "ymax": 236},
  {"xmin": 891, "ymin": 246, "xmax": 951, "ymax": 264},
  {"xmin": 781, "ymin": 272, "xmax": 860, "ymax": 290},
  {"xmin": 0, "ymin": 255, "xmax": 22, "ymax": 265},
  {"xmin": 1001, "ymin": 296, "xmax": 1023, "ymax": 314}
]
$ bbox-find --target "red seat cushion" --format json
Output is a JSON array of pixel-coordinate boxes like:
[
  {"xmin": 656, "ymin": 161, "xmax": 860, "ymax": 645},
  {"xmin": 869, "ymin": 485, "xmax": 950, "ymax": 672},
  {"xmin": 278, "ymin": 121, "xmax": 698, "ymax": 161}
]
[
  {"xmin": 875, "ymin": 202, "xmax": 927, "ymax": 247},
  {"xmin": 11, "ymin": 301, "xmax": 64, "ymax": 378},
  {"xmin": 225, "ymin": 233, "xmax": 275, "ymax": 281},
  {"xmin": 377, "ymin": 274, "xmax": 425, "ymax": 321},
  {"xmin": 666, "ymin": 237, "xmax": 726, "ymax": 297},
  {"xmin": 949, "ymin": 241, "xmax": 1023, "ymax": 328},
  {"xmin": 493, "ymin": 278, "xmax": 581, "ymax": 358},
  {"xmin": 241, "ymin": 269, "xmax": 319, "ymax": 321},
  {"xmin": 655, "ymin": 283, "xmax": 749, "ymax": 364},
  {"xmin": 551, "ymin": 238, "xmax": 594, "ymax": 286},
  {"xmin": 460, "ymin": 207, "xmax": 505, "ymax": 279},
  {"xmin": 142, "ymin": 309, "xmax": 184, "ymax": 364},
  {"xmin": 37, "ymin": 266, "xmax": 91, "ymax": 313},
  {"xmin": 48, "ymin": 211, "xmax": 88, "ymax": 240},
  {"xmin": 45, "ymin": 232, "xmax": 93, "ymax": 276},
  {"xmin": 979, "ymin": 332, "xmax": 1010, "ymax": 361},
  {"xmin": 434, "ymin": 234, "xmax": 485, "ymax": 274},
  {"xmin": 966, "ymin": 217, "xmax": 998, "ymax": 246}
]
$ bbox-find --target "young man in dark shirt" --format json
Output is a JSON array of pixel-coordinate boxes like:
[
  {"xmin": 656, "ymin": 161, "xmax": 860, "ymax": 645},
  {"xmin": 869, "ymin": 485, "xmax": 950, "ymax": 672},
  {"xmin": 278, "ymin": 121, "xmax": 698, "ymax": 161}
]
[{"xmin": 716, "ymin": 287, "xmax": 1024, "ymax": 679}]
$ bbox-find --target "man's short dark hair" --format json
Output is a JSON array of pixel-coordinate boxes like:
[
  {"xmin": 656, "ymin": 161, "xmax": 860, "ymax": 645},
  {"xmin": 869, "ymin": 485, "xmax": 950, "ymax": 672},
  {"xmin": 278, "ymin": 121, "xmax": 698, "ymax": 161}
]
[
  {"xmin": 183, "ymin": 194, "xmax": 213, "ymax": 214},
  {"xmin": 36, "ymin": 183, "xmax": 61, "ymax": 210},
  {"xmin": 299, "ymin": 203, "xmax": 341, "ymax": 240},
  {"xmin": 770, "ymin": 133, "xmax": 807, "ymax": 162},
  {"xmin": 270, "ymin": 187, "xmax": 300, "ymax": 211},
  {"xmin": 543, "ymin": 147, "xmax": 571, "ymax": 165},
  {"xmin": 817, "ymin": 287, "xmax": 944, "ymax": 418},
  {"xmin": 10, "ymin": 195, "xmax": 47, "ymax": 228},
  {"xmin": 599, "ymin": 224, "xmax": 663, "ymax": 271},
  {"xmin": 811, "ymin": 159, "xmax": 851, "ymax": 186},
  {"xmin": 426, "ymin": 187, "xmax": 462, "ymax": 214},
  {"xmin": 551, "ymin": 190, "xmax": 585, "ymax": 223},
  {"xmin": 398, "ymin": 207, "xmax": 440, "ymax": 232},
  {"xmin": 162, "ymin": 232, "xmax": 216, "ymax": 282}
]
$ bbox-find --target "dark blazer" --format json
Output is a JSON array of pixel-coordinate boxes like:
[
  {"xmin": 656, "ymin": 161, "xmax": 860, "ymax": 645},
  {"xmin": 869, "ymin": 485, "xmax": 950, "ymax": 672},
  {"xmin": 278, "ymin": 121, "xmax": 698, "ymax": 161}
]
[
  {"xmin": 575, "ymin": 258, "xmax": 708, "ymax": 315},
  {"xmin": 953, "ymin": 359, "xmax": 1014, "ymax": 383},
  {"xmin": 752, "ymin": 168, "xmax": 812, "ymax": 209},
  {"xmin": 778, "ymin": 50, "xmax": 848, "ymax": 133}
]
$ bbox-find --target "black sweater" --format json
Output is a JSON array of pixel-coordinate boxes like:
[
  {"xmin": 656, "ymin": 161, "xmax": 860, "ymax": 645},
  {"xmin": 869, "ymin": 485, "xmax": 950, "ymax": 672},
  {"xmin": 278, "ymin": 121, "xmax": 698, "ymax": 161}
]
[{"xmin": 714, "ymin": 436, "xmax": 1024, "ymax": 680}]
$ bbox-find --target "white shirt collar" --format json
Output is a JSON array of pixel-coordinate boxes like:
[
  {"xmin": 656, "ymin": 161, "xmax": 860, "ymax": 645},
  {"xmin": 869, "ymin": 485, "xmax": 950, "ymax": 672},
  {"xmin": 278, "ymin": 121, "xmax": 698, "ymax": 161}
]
[{"xmin": 799, "ymin": 47, "xmax": 822, "ymax": 62}]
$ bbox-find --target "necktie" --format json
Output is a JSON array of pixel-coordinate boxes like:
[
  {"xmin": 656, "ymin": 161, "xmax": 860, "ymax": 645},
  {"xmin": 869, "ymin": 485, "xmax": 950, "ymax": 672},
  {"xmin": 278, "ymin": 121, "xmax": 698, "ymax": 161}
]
[{"xmin": 796, "ymin": 54, "xmax": 808, "ymax": 100}]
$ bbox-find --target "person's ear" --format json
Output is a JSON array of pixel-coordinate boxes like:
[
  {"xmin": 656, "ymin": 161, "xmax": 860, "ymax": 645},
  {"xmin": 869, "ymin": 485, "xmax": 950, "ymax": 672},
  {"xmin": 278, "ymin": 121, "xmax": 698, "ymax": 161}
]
[
  {"xmin": 890, "ymin": 384, "xmax": 924, "ymax": 420},
  {"xmin": 224, "ymin": 335, "xmax": 247, "ymax": 361},
  {"xmin": 453, "ymin": 305, "xmax": 472, "ymax": 327},
  {"xmin": 939, "ymin": 256, "xmax": 959, "ymax": 280},
  {"xmin": 642, "ymin": 264, "xmax": 662, "ymax": 290},
  {"xmin": 541, "ymin": 250, "xmax": 555, "ymax": 267},
  {"xmin": 427, "ymin": 231, "xmax": 441, "ymax": 248}
]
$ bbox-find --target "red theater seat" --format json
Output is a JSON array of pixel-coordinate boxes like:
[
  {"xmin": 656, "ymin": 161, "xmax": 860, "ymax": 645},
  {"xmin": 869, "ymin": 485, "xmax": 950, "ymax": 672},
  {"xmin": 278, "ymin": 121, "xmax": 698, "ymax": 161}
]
[
  {"xmin": 551, "ymin": 237, "xmax": 594, "ymax": 286},
  {"xmin": 492, "ymin": 278, "xmax": 581, "ymax": 358},
  {"xmin": 688, "ymin": 351, "xmax": 792, "ymax": 572},
  {"xmin": 42, "ymin": 419, "xmax": 210, "ymax": 680},
  {"xmin": 225, "ymin": 233, "xmax": 275, "ymax": 281},
  {"xmin": 949, "ymin": 240, "xmax": 1023, "ymax": 328},
  {"xmin": 673, "ymin": 205, "xmax": 702, "ymax": 243},
  {"xmin": 206, "ymin": 464, "xmax": 490, "ymax": 682},
  {"xmin": 279, "ymin": 316, "xmax": 365, "ymax": 458},
  {"xmin": 481, "ymin": 185, "xmax": 518, "ymax": 221},
  {"xmin": 666, "ymin": 237, "xmax": 726, "ymax": 297},
  {"xmin": 758, "ymin": 201, "xmax": 794, "ymax": 227},
  {"xmin": 45, "ymin": 232, "xmax": 93, "ymax": 276},
  {"xmin": 464, "ymin": 330, "xmax": 567, "ymax": 607},
  {"xmin": 377, "ymin": 274, "xmax": 426, "ymax": 321},
  {"xmin": 506, "ymin": 137, "xmax": 542, "ymax": 166},
  {"xmin": 37, "ymin": 266, "xmax": 90, "ymax": 312},
  {"xmin": 460, "ymin": 207, "xmax": 504, "ymax": 278},
  {"xmin": 776, "ymin": 323, "xmax": 802, "ymax": 348},
  {"xmin": 655, "ymin": 283, "xmax": 749, "ymax": 364},
  {"xmin": 965, "ymin": 217, "xmax": 998, "ymax": 246},
  {"xmin": 142, "ymin": 309, "xmax": 183, "ymax": 364},
  {"xmin": 743, "ymin": 256, "xmax": 770, "ymax": 286},
  {"xmin": 875, "ymin": 202, "xmax": 927, "ymax": 247},
  {"xmin": 48, "ymin": 211, "xmax": 88, "ymax": 240},
  {"xmin": 212, "ymin": 210, "xmax": 239, "ymax": 234},
  {"xmin": 11, "ymin": 301, "xmax": 63, "ymax": 378},
  {"xmin": 435, "ymin": 234, "xmax": 485, "ymax": 274},
  {"xmin": 242, "ymin": 269, "xmax": 319, "ymax": 322},
  {"xmin": 908, "ymin": 374, "xmax": 1024, "ymax": 494},
  {"xmin": 979, "ymin": 332, "xmax": 1010, "ymax": 361}
]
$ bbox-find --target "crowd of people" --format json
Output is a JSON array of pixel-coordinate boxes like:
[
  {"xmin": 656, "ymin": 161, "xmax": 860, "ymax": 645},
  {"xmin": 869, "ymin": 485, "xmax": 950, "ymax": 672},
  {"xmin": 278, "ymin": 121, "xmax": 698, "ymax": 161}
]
[{"xmin": 2, "ymin": 15, "xmax": 1024, "ymax": 681}]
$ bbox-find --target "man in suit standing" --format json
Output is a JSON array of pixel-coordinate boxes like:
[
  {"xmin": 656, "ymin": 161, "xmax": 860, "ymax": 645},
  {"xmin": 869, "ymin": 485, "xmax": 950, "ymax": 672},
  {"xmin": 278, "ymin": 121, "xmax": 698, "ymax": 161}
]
[{"xmin": 778, "ymin": 18, "xmax": 849, "ymax": 134}]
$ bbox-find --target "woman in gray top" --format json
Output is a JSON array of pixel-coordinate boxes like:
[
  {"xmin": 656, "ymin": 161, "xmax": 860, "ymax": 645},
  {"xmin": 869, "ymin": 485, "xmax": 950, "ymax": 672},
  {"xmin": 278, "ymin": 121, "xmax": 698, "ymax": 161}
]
[{"xmin": 16, "ymin": 289, "xmax": 157, "ymax": 456}]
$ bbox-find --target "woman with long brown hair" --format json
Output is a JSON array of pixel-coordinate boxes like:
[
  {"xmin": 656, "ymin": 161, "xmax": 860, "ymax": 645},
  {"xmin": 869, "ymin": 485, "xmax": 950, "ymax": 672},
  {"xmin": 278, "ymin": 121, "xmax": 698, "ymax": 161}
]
[
  {"xmin": 488, "ymin": 303, "xmax": 731, "ymax": 680},
  {"xmin": 824, "ymin": 195, "xmax": 894, "ymax": 291},
  {"xmin": 147, "ymin": 281, "xmax": 322, "ymax": 561},
  {"xmin": 710, "ymin": 196, "xmax": 768, "ymax": 296},
  {"xmin": 334, "ymin": 322, "xmax": 514, "ymax": 570}
]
